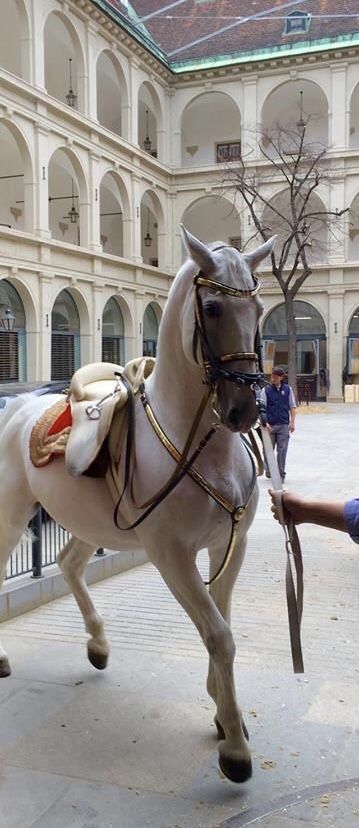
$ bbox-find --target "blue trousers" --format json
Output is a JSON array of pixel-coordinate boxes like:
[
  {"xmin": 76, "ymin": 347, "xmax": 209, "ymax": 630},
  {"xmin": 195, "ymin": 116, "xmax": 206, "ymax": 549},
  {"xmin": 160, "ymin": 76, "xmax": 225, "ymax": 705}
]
[{"xmin": 264, "ymin": 423, "xmax": 290, "ymax": 479}]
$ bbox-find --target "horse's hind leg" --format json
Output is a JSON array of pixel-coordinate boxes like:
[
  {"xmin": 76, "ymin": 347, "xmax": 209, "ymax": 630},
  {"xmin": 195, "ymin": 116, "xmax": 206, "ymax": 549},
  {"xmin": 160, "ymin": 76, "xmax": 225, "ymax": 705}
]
[
  {"xmin": 57, "ymin": 538, "xmax": 110, "ymax": 670},
  {"xmin": 150, "ymin": 543, "xmax": 252, "ymax": 784},
  {"xmin": 207, "ymin": 536, "xmax": 249, "ymax": 742},
  {"xmin": 0, "ymin": 500, "xmax": 38, "ymax": 677}
]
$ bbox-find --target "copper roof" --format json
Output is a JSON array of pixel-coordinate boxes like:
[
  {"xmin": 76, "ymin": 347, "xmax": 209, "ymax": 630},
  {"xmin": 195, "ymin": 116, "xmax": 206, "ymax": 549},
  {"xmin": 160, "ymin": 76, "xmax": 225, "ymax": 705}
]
[{"xmin": 98, "ymin": 1, "xmax": 359, "ymax": 67}]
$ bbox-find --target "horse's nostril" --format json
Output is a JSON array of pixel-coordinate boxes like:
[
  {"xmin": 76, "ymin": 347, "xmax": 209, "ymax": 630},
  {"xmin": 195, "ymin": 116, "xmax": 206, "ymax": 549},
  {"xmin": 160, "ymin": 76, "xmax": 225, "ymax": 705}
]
[{"xmin": 228, "ymin": 407, "xmax": 241, "ymax": 427}]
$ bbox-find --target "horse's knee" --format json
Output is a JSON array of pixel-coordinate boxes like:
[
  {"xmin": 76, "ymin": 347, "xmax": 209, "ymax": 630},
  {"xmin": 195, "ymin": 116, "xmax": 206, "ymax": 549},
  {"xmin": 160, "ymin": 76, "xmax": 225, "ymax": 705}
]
[{"xmin": 206, "ymin": 624, "xmax": 235, "ymax": 665}]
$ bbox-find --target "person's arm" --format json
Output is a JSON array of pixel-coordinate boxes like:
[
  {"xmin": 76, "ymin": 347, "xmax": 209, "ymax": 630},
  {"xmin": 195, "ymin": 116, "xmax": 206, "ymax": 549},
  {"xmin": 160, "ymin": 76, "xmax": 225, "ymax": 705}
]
[
  {"xmin": 288, "ymin": 386, "xmax": 296, "ymax": 433},
  {"xmin": 260, "ymin": 386, "xmax": 272, "ymax": 432},
  {"xmin": 269, "ymin": 489, "xmax": 347, "ymax": 532}
]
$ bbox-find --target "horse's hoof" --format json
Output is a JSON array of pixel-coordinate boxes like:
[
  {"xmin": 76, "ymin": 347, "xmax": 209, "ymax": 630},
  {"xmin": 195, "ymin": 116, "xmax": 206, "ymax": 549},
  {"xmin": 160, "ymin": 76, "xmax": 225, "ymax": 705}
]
[
  {"xmin": 87, "ymin": 646, "xmax": 108, "ymax": 671},
  {"xmin": 215, "ymin": 717, "xmax": 249, "ymax": 742},
  {"xmin": 219, "ymin": 753, "xmax": 252, "ymax": 784},
  {"xmin": 0, "ymin": 656, "xmax": 11, "ymax": 678}
]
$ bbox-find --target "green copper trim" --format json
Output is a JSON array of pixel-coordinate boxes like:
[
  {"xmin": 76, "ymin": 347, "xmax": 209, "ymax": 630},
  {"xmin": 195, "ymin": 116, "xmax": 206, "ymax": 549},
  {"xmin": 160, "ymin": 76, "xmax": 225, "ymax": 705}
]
[{"xmin": 171, "ymin": 32, "xmax": 359, "ymax": 73}]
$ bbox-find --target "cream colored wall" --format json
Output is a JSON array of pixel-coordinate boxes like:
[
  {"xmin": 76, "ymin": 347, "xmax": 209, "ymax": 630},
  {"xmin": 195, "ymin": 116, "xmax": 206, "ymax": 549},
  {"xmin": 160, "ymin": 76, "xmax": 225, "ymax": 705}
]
[{"xmin": 1, "ymin": 0, "xmax": 359, "ymax": 399}]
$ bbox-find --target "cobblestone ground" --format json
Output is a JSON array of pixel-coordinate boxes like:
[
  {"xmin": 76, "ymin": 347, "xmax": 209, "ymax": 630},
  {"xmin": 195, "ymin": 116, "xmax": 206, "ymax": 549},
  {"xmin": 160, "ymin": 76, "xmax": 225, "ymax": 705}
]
[{"xmin": 0, "ymin": 404, "xmax": 358, "ymax": 828}]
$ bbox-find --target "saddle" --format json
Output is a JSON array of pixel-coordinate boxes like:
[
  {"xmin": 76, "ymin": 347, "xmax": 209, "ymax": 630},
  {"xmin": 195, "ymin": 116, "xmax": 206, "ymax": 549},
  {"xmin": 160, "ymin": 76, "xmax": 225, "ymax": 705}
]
[{"xmin": 29, "ymin": 357, "xmax": 155, "ymax": 476}]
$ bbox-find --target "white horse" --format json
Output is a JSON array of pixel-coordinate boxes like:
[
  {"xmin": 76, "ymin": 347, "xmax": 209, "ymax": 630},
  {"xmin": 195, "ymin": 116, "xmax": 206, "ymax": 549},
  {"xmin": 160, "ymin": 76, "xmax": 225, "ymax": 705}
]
[{"xmin": 0, "ymin": 227, "xmax": 275, "ymax": 783}]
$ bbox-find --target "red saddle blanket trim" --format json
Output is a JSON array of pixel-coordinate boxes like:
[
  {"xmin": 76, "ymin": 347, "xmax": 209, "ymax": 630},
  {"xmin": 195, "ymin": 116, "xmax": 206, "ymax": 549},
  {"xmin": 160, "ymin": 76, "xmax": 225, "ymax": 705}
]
[{"xmin": 48, "ymin": 403, "xmax": 72, "ymax": 435}]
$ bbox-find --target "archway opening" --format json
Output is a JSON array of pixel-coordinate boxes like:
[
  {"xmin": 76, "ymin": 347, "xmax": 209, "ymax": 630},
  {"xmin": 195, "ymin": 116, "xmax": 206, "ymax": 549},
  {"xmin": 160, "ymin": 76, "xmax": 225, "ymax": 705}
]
[
  {"xmin": 0, "ymin": 280, "xmax": 26, "ymax": 382},
  {"xmin": 141, "ymin": 192, "xmax": 159, "ymax": 266},
  {"xmin": 48, "ymin": 150, "xmax": 81, "ymax": 246},
  {"xmin": 0, "ymin": 122, "xmax": 27, "ymax": 232},
  {"xmin": 138, "ymin": 82, "xmax": 160, "ymax": 159},
  {"xmin": 261, "ymin": 189, "xmax": 328, "ymax": 264},
  {"xmin": 44, "ymin": 12, "xmax": 84, "ymax": 113},
  {"xmin": 100, "ymin": 173, "xmax": 124, "ymax": 256},
  {"xmin": 0, "ymin": 0, "xmax": 29, "ymax": 80},
  {"xmin": 143, "ymin": 303, "xmax": 159, "ymax": 357},
  {"xmin": 350, "ymin": 84, "xmax": 359, "ymax": 149},
  {"xmin": 102, "ymin": 297, "xmax": 125, "ymax": 364},
  {"xmin": 51, "ymin": 289, "xmax": 80, "ymax": 380},
  {"xmin": 97, "ymin": 51, "xmax": 128, "ymax": 138},
  {"xmin": 182, "ymin": 196, "xmax": 241, "ymax": 259},
  {"xmin": 181, "ymin": 92, "xmax": 241, "ymax": 167},
  {"xmin": 261, "ymin": 80, "xmax": 328, "ymax": 149},
  {"xmin": 262, "ymin": 300, "xmax": 327, "ymax": 400}
]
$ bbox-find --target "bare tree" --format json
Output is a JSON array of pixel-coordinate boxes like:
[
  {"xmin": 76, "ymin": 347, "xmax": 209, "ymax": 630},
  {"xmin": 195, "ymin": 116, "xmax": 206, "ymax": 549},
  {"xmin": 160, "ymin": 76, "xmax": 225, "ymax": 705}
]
[{"xmin": 224, "ymin": 122, "xmax": 348, "ymax": 395}]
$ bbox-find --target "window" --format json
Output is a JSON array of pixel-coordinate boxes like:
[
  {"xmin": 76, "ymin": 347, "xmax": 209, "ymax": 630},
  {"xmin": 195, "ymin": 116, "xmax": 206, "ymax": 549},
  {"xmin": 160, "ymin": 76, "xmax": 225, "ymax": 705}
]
[
  {"xmin": 216, "ymin": 141, "xmax": 241, "ymax": 164},
  {"xmin": 284, "ymin": 11, "xmax": 311, "ymax": 35}
]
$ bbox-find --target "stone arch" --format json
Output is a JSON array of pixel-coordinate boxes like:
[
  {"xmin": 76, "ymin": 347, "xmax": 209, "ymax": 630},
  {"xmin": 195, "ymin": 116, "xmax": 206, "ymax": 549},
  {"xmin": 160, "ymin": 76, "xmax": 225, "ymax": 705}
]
[
  {"xmin": 138, "ymin": 81, "xmax": 164, "ymax": 161},
  {"xmin": 143, "ymin": 300, "xmax": 161, "ymax": 357},
  {"xmin": 96, "ymin": 49, "xmax": 129, "ymax": 139},
  {"xmin": 51, "ymin": 285, "xmax": 91, "ymax": 379},
  {"xmin": 44, "ymin": 9, "xmax": 86, "ymax": 113},
  {"xmin": 0, "ymin": 118, "xmax": 35, "ymax": 232},
  {"xmin": 102, "ymin": 296, "xmax": 126, "ymax": 364},
  {"xmin": 262, "ymin": 299, "xmax": 327, "ymax": 399},
  {"xmin": 180, "ymin": 90, "xmax": 242, "ymax": 168},
  {"xmin": 99, "ymin": 170, "xmax": 131, "ymax": 258},
  {"xmin": 0, "ymin": 0, "xmax": 31, "ymax": 81},
  {"xmin": 140, "ymin": 189, "xmax": 165, "ymax": 268},
  {"xmin": 261, "ymin": 187, "xmax": 329, "ymax": 264},
  {"xmin": 48, "ymin": 146, "xmax": 89, "ymax": 247},
  {"xmin": 181, "ymin": 194, "xmax": 241, "ymax": 259},
  {"xmin": 0, "ymin": 278, "xmax": 28, "ymax": 381},
  {"xmin": 261, "ymin": 78, "xmax": 329, "ymax": 148}
]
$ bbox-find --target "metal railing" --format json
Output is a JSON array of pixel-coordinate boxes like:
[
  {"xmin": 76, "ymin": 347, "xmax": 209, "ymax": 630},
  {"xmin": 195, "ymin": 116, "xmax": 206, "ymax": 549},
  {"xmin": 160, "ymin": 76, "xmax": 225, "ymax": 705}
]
[{"xmin": 6, "ymin": 508, "xmax": 71, "ymax": 580}]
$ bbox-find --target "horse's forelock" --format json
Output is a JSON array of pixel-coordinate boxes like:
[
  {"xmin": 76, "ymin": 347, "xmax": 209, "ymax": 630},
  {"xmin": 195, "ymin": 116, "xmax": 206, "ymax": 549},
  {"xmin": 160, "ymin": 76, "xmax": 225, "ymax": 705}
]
[{"xmin": 210, "ymin": 246, "xmax": 254, "ymax": 291}]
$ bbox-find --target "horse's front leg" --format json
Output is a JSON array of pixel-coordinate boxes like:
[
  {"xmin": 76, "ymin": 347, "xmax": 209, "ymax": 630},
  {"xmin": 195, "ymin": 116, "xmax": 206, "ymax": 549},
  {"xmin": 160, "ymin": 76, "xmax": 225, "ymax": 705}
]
[
  {"xmin": 57, "ymin": 537, "xmax": 110, "ymax": 670},
  {"xmin": 150, "ymin": 542, "xmax": 252, "ymax": 783},
  {"xmin": 207, "ymin": 535, "xmax": 249, "ymax": 743}
]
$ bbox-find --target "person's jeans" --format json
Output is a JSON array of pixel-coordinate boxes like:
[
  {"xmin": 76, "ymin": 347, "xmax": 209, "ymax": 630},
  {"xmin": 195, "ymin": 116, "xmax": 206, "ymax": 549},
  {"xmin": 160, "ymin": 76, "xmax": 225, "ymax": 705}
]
[{"xmin": 264, "ymin": 423, "xmax": 290, "ymax": 480}]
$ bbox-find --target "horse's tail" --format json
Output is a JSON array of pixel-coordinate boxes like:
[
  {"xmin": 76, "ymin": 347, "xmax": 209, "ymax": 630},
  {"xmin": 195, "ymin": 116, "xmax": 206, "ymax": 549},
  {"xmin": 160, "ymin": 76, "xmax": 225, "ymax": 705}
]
[{"xmin": 0, "ymin": 394, "xmax": 31, "ymax": 436}]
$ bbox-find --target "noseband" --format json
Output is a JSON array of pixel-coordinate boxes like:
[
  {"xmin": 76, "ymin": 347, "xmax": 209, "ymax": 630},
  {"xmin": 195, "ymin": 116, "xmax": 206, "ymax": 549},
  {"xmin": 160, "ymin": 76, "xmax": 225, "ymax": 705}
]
[{"xmin": 192, "ymin": 246, "xmax": 265, "ymax": 414}]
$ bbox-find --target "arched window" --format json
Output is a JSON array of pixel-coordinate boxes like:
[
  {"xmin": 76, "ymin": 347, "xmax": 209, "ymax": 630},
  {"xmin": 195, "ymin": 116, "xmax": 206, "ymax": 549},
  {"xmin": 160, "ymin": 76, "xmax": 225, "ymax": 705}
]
[
  {"xmin": 143, "ymin": 304, "xmax": 158, "ymax": 357},
  {"xmin": 0, "ymin": 280, "xmax": 26, "ymax": 382},
  {"xmin": 51, "ymin": 290, "xmax": 80, "ymax": 380},
  {"xmin": 102, "ymin": 298, "xmax": 125, "ymax": 364}
]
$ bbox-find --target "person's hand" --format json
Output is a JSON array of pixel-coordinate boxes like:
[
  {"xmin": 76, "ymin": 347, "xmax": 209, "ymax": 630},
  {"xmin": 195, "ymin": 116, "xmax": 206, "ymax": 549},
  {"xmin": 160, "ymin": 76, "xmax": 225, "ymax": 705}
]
[
  {"xmin": 266, "ymin": 423, "xmax": 273, "ymax": 433},
  {"xmin": 269, "ymin": 489, "xmax": 303, "ymax": 525},
  {"xmin": 289, "ymin": 422, "xmax": 295, "ymax": 433}
]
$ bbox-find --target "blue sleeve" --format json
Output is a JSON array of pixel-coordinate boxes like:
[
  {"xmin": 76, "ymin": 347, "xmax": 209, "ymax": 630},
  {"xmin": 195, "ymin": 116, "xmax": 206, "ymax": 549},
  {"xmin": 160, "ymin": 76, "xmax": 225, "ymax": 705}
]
[{"xmin": 343, "ymin": 498, "xmax": 359, "ymax": 544}]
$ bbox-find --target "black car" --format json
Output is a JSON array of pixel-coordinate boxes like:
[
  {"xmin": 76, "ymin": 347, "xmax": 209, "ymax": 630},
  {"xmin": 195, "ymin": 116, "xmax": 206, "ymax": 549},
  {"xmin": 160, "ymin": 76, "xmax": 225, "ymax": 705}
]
[{"xmin": 0, "ymin": 380, "xmax": 68, "ymax": 411}]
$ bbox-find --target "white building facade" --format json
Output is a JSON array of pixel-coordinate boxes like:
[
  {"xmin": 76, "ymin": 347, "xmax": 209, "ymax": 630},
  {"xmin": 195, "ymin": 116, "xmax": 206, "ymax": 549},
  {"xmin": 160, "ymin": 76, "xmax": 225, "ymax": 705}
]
[{"xmin": 1, "ymin": 0, "xmax": 359, "ymax": 400}]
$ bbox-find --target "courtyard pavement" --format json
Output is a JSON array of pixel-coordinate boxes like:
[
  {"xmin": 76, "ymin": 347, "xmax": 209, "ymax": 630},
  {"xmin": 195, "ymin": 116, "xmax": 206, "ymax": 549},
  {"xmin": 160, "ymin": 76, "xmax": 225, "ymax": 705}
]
[{"xmin": 0, "ymin": 403, "xmax": 358, "ymax": 828}]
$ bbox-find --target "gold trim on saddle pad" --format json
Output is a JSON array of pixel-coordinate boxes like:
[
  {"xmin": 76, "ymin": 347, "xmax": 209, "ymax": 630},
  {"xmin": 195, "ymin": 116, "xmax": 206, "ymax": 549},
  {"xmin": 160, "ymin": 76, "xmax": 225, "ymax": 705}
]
[{"xmin": 30, "ymin": 399, "xmax": 72, "ymax": 467}]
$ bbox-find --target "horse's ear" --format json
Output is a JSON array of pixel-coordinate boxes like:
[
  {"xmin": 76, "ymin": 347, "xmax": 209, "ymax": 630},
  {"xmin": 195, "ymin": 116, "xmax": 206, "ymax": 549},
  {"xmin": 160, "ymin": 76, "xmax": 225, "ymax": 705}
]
[
  {"xmin": 244, "ymin": 235, "xmax": 277, "ymax": 272},
  {"xmin": 181, "ymin": 225, "xmax": 215, "ymax": 273}
]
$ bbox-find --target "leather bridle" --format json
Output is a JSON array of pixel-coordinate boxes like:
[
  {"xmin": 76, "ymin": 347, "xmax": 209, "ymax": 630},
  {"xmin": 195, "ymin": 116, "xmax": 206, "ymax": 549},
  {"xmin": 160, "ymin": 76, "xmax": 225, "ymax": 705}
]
[{"xmin": 192, "ymin": 246, "xmax": 265, "ymax": 419}]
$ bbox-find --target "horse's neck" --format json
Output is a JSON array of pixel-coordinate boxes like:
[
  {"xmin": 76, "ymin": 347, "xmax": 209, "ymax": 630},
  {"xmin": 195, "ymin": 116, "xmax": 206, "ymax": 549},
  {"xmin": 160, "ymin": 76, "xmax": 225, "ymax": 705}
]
[{"xmin": 146, "ymin": 274, "xmax": 231, "ymax": 451}]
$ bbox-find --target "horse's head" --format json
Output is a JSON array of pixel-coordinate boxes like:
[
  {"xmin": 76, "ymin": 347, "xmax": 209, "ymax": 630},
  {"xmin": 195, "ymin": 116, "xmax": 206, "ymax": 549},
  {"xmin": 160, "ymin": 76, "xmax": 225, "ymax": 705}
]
[{"xmin": 181, "ymin": 226, "xmax": 276, "ymax": 433}]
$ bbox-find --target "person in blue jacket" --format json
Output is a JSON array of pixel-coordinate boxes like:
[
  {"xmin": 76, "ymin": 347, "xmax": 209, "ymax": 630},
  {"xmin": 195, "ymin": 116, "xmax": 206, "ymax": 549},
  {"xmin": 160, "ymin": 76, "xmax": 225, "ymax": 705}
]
[
  {"xmin": 269, "ymin": 489, "xmax": 359, "ymax": 545},
  {"xmin": 261, "ymin": 367, "xmax": 296, "ymax": 482}
]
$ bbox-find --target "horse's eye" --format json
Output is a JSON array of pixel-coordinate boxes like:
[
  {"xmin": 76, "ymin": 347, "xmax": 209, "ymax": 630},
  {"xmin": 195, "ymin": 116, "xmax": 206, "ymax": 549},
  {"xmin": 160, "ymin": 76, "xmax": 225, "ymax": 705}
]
[{"xmin": 203, "ymin": 301, "xmax": 222, "ymax": 318}]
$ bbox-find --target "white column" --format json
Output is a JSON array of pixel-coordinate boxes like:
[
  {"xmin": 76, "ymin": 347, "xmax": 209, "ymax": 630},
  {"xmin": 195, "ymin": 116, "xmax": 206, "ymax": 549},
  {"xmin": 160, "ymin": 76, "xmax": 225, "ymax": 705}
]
[
  {"xmin": 31, "ymin": 0, "xmax": 46, "ymax": 90},
  {"xmin": 86, "ymin": 23, "xmax": 98, "ymax": 122},
  {"xmin": 131, "ymin": 175, "xmax": 144, "ymax": 262},
  {"xmin": 89, "ymin": 152, "xmax": 102, "ymax": 252},
  {"xmin": 330, "ymin": 64, "xmax": 347, "ymax": 149},
  {"xmin": 34, "ymin": 126, "xmax": 51, "ymax": 239},
  {"xmin": 328, "ymin": 289, "xmax": 344, "ymax": 402},
  {"xmin": 38, "ymin": 274, "xmax": 54, "ymax": 381},
  {"xmin": 92, "ymin": 284, "xmax": 104, "ymax": 361},
  {"xmin": 129, "ymin": 60, "xmax": 140, "ymax": 146},
  {"xmin": 242, "ymin": 75, "xmax": 258, "ymax": 159}
]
